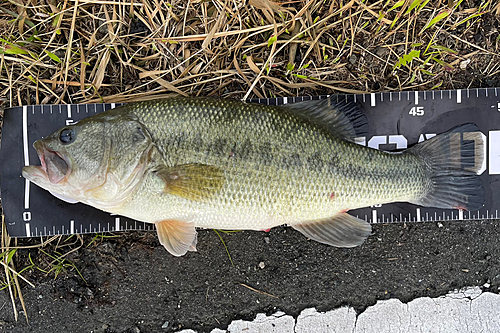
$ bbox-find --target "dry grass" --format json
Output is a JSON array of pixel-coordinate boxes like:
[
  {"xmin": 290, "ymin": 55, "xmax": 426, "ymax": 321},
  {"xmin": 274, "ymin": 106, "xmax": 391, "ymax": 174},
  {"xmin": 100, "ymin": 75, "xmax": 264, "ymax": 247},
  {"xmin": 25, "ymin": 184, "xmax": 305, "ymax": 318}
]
[
  {"xmin": 0, "ymin": 0, "xmax": 499, "ymax": 322},
  {"xmin": 0, "ymin": 0, "xmax": 498, "ymax": 107}
]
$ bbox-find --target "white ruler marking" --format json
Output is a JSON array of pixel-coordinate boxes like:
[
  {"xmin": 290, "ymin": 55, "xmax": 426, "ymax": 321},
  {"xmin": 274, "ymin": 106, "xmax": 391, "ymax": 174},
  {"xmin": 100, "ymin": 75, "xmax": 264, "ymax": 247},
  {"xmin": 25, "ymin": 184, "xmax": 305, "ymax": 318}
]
[
  {"xmin": 70, "ymin": 220, "xmax": 75, "ymax": 234},
  {"xmin": 414, "ymin": 91, "xmax": 419, "ymax": 105},
  {"xmin": 25, "ymin": 223, "xmax": 31, "ymax": 236},
  {"xmin": 370, "ymin": 93, "xmax": 376, "ymax": 106},
  {"xmin": 24, "ymin": 179, "xmax": 31, "ymax": 209},
  {"xmin": 67, "ymin": 104, "xmax": 72, "ymax": 118},
  {"xmin": 459, "ymin": 210, "xmax": 464, "ymax": 220},
  {"xmin": 283, "ymin": 97, "xmax": 288, "ymax": 104},
  {"xmin": 115, "ymin": 217, "xmax": 121, "ymax": 231},
  {"xmin": 416, "ymin": 208, "xmax": 421, "ymax": 222},
  {"xmin": 23, "ymin": 106, "xmax": 31, "ymax": 211},
  {"xmin": 489, "ymin": 131, "xmax": 500, "ymax": 174},
  {"xmin": 22, "ymin": 106, "xmax": 29, "ymax": 166},
  {"xmin": 372, "ymin": 210, "xmax": 377, "ymax": 223},
  {"xmin": 457, "ymin": 89, "xmax": 462, "ymax": 103}
]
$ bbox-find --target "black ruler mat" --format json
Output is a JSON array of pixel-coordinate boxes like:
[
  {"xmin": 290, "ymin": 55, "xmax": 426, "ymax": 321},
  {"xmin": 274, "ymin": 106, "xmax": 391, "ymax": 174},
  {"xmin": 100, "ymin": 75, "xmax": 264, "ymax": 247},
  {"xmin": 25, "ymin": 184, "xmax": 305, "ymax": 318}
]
[{"xmin": 1, "ymin": 88, "xmax": 500, "ymax": 238}]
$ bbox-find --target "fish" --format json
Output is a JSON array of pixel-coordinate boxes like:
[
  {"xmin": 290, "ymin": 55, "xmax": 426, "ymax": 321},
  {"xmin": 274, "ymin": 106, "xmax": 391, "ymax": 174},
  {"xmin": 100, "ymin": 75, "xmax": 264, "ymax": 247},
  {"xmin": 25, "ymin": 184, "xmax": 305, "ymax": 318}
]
[{"xmin": 22, "ymin": 97, "xmax": 485, "ymax": 256}]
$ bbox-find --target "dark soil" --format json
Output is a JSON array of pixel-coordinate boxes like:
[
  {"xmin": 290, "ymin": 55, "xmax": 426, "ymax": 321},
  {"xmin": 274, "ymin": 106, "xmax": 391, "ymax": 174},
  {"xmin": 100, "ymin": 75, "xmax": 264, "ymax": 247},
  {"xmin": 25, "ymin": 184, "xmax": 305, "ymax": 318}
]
[{"xmin": 1, "ymin": 219, "xmax": 500, "ymax": 333}]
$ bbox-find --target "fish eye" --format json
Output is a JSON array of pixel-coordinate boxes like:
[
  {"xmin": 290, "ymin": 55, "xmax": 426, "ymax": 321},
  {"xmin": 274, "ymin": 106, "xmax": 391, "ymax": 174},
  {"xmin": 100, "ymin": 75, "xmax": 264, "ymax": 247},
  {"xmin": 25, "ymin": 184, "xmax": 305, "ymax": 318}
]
[{"xmin": 59, "ymin": 128, "xmax": 75, "ymax": 144}]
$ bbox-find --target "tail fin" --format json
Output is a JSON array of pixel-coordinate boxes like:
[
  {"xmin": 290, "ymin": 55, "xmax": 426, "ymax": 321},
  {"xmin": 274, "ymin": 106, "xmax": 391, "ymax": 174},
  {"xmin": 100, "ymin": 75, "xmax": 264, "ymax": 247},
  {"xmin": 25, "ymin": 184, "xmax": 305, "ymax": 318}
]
[{"xmin": 407, "ymin": 123, "xmax": 485, "ymax": 211}]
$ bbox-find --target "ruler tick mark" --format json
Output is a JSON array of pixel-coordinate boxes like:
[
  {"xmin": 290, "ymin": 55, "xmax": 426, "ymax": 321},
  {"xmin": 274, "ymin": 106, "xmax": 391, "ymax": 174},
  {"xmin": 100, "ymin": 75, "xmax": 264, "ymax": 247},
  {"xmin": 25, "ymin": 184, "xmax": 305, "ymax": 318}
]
[{"xmin": 457, "ymin": 89, "xmax": 462, "ymax": 104}]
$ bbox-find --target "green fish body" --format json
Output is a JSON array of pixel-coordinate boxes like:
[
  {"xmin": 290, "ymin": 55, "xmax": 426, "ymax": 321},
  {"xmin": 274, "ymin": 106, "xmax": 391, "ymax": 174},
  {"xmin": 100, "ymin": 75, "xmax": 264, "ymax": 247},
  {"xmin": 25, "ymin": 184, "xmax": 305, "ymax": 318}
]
[{"xmin": 22, "ymin": 97, "xmax": 485, "ymax": 256}]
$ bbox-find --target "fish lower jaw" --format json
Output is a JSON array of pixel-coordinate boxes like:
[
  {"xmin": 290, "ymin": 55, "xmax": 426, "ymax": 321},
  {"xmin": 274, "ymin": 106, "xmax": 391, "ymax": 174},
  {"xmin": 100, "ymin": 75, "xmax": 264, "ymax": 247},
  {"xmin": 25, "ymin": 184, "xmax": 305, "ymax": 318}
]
[{"xmin": 22, "ymin": 165, "xmax": 48, "ymax": 183}]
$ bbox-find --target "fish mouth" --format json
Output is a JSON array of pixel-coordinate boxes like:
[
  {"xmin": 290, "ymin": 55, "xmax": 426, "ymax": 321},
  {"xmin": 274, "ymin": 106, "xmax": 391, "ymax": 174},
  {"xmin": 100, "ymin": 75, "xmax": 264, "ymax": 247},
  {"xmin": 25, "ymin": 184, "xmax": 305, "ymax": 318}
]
[{"xmin": 23, "ymin": 141, "xmax": 70, "ymax": 184}]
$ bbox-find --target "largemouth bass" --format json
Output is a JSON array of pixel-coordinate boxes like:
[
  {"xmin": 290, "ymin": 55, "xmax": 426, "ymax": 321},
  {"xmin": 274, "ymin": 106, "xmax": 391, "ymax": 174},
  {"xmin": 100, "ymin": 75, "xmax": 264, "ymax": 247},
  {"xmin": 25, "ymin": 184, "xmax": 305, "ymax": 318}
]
[{"xmin": 22, "ymin": 97, "xmax": 485, "ymax": 256}]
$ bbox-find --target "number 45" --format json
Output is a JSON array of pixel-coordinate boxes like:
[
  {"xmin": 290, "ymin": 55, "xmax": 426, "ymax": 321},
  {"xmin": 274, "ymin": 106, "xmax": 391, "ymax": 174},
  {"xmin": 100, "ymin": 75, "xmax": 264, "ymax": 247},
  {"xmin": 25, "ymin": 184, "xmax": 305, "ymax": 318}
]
[{"xmin": 409, "ymin": 106, "xmax": 424, "ymax": 116}]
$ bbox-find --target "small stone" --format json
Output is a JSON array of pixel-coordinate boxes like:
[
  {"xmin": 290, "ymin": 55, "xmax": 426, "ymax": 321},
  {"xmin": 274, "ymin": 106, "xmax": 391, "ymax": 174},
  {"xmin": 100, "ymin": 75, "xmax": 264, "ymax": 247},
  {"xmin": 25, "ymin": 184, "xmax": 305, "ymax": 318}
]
[
  {"xmin": 460, "ymin": 59, "xmax": 471, "ymax": 70},
  {"xmin": 264, "ymin": 237, "xmax": 270, "ymax": 244},
  {"xmin": 38, "ymin": 295, "xmax": 43, "ymax": 299},
  {"xmin": 258, "ymin": 262, "xmax": 265, "ymax": 269},
  {"xmin": 484, "ymin": 282, "xmax": 491, "ymax": 288},
  {"xmin": 102, "ymin": 324, "xmax": 109, "ymax": 330},
  {"xmin": 375, "ymin": 46, "xmax": 387, "ymax": 57},
  {"xmin": 162, "ymin": 321, "xmax": 169, "ymax": 329},
  {"xmin": 132, "ymin": 326, "xmax": 140, "ymax": 333},
  {"xmin": 437, "ymin": 222, "xmax": 443, "ymax": 228},
  {"xmin": 348, "ymin": 54, "xmax": 357, "ymax": 64}
]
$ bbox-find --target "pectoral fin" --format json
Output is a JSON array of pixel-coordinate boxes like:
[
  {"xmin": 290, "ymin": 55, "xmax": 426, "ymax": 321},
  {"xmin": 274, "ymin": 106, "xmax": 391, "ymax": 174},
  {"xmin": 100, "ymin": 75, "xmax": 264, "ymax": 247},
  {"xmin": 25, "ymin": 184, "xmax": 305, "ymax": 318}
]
[
  {"xmin": 156, "ymin": 163, "xmax": 224, "ymax": 201},
  {"xmin": 155, "ymin": 219, "xmax": 198, "ymax": 256},
  {"xmin": 292, "ymin": 213, "xmax": 371, "ymax": 247}
]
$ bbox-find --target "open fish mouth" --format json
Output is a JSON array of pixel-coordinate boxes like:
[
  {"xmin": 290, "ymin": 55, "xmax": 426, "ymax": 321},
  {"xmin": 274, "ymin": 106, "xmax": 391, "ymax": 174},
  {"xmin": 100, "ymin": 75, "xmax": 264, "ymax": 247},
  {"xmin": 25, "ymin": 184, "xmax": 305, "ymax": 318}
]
[{"xmin": 26, "ymin": 140, "xmax": 69, "ymax": 184}]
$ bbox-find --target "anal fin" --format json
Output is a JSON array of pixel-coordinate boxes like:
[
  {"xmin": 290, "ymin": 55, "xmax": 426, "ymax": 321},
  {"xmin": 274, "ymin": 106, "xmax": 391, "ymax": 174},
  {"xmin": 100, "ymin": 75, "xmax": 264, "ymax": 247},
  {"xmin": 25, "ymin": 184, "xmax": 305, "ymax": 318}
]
[
  {"xmin": 155, "ymin": 219, "xmax": 198, "ymax": 256},
  {"xmin": 292, "ymin": 213, "xmax": 371, "ymax": 248}
]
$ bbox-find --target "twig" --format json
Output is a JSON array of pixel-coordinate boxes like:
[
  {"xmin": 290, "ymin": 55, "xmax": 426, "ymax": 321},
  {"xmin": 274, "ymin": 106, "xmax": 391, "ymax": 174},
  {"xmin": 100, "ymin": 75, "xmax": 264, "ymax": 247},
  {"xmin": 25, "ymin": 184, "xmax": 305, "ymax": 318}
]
[{"xmin": 238, "ymin": 282, "xmax": 279, "ymax": 299}]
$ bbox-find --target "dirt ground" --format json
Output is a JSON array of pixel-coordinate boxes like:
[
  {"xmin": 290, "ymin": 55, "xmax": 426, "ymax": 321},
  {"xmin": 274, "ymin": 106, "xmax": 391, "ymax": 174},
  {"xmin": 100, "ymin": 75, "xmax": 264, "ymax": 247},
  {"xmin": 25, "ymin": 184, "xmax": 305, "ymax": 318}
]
[{"xmin": 1, "ymin": 217, "xmax": 500, "ymax": 333}]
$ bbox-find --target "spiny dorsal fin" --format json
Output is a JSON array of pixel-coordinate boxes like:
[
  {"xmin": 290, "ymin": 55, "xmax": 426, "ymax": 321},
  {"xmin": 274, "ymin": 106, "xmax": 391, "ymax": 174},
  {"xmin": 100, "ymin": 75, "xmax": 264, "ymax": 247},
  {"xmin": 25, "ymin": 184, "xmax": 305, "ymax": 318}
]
[
  {"xmin": 282, "ymin": 96, "xmax": 368, "ymax": 141},
  {"xmin": 292, "ymin": 212, "xmax": 372, "ymax": 247},
  {"xmin": 155, "ymin": 163, "xmax": 225, "ymax": 201}
]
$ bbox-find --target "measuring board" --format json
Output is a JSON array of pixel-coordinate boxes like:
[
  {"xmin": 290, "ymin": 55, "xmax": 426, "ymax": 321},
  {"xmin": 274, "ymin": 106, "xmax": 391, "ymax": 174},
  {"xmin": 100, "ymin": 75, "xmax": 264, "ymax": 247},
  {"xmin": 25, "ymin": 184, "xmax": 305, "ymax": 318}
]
[{"xmin": 1, "ymin": 88, "xmax": 500, "ymax": 238}]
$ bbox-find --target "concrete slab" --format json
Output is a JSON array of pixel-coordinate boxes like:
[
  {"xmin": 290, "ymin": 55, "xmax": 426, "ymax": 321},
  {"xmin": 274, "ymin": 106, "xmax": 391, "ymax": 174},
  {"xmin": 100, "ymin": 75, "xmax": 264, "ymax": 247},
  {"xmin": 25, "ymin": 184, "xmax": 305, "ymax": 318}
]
[{"xmin": 180, "ymin": 287, "xmax": 500, "ymax": 333}]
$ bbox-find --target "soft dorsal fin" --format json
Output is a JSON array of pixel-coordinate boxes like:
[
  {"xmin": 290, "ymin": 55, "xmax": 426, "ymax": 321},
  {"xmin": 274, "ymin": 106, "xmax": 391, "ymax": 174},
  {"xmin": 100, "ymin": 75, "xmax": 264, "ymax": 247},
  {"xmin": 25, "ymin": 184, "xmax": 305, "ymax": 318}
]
[
  {"xmin": 292, "ymin": 212, "xmax": 372, "ymax": 247},
  {"xmin": 282, "ymin": 96, "xmax": 368, "ymax": 141}
]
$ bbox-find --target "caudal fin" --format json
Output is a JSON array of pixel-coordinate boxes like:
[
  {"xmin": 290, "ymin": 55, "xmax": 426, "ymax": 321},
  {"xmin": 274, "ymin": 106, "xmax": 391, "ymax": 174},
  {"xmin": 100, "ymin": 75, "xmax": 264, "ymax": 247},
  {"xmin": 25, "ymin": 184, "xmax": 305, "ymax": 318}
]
[{"xmin": 407, "ymin": 123, "xmax": 485, "ymax": 211}]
